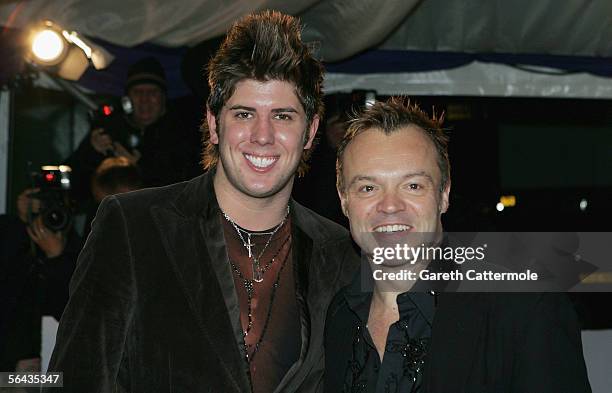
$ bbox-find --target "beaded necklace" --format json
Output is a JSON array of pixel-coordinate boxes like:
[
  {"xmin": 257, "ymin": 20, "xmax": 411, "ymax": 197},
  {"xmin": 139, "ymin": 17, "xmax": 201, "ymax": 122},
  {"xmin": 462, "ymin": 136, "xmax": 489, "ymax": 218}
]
[{"xmin": 229, "ymin": 234, "xmax": 292, "ymax": 361}]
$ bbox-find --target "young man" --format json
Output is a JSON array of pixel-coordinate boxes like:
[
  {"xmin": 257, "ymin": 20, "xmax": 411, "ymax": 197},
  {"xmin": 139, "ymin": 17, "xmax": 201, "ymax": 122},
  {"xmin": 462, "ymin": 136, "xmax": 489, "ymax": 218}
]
[
  {"xmin": 325, "ymin": 97, "xmax": 591, "ymax": 393},
  {"xmin": 47, "ymin": 11, "xmax": 356, "ymax": 393}
]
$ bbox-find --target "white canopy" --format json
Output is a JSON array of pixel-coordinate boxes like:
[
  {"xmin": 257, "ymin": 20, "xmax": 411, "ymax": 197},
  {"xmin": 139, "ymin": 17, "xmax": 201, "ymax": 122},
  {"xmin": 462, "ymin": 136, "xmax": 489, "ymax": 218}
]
[
  {"xmin": 2, "ymin": 0, "xmax": 612, "ymax": 62},
  {"xmin": 3, "ymin": 0, "xmax": 612, "ymax": 98}
]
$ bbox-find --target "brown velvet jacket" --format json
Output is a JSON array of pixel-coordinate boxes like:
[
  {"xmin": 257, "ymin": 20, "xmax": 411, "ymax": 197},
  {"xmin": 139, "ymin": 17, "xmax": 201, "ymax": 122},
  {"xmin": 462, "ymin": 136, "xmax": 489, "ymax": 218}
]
[{"xmin": 46, "ymin": 172, "xmax": 358, "ymax": 392}]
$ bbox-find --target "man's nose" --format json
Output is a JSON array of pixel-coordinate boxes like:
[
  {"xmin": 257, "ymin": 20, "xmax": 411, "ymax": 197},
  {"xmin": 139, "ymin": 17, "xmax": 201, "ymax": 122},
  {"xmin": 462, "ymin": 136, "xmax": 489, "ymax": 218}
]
[
  {"xmin": 250, "ymin": 116, "xmax": 275, "ymax": 145},
  {"xmin": 376, "ymin": 190, "xmax": 406, "ymax": 214}
]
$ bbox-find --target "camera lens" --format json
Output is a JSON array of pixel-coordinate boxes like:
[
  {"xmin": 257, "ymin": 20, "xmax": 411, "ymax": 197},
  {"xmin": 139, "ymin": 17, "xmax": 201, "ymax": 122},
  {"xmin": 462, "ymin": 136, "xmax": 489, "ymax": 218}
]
[{"xmin": 42, "ymin": 206, "xmax": 71, "ymax": 232}]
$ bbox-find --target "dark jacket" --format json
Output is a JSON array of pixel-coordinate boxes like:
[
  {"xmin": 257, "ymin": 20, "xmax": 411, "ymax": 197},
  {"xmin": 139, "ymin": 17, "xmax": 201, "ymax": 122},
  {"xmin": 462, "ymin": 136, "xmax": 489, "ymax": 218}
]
[
  {"xmin": 46, "ymin": 173, "xmax": 358, "ymax": 392},
  {"xmin": 325, "ymin": 280, "xmax": 591, "ymax": 393}
]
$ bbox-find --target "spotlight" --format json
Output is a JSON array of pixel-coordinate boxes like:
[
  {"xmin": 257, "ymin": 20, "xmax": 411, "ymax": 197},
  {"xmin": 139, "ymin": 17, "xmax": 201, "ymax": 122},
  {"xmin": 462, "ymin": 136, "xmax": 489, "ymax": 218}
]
[
  {"xmin": 31, "ymin": 26, "xmax": 66, "ymax": 65},
  {"xmin": 27, "ymin": 20, "xmax": 114, "ymax": 81}
]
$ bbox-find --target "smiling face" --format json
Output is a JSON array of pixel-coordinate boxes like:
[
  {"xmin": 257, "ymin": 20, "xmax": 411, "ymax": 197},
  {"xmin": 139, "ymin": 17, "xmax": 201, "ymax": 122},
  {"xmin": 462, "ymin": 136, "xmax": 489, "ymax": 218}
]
[
  {"xmin": 338, "ymin": 126, "xmax": 450, "ymax": 261},
  {"xmin": 208, "ymin": 79, "xmax": 318, "ymax": 200}
]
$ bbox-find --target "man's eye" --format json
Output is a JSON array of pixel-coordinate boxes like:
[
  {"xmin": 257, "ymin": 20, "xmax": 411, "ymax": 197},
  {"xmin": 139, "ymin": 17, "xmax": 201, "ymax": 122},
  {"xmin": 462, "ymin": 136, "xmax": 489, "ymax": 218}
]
[
  {"xmin": 274, "ymin": 113, "xmax": 293, "ymax": 121},
  {"xmin": 359, "ymin": 185, "xmax": 375, "ymax": 193},
  {"xmin": 235, "ymin": 112, "xmax": 252, "ymax": 119},
  {"xmin": 408, "ymin": 183, "xmax": 422, "ymax": 190}
]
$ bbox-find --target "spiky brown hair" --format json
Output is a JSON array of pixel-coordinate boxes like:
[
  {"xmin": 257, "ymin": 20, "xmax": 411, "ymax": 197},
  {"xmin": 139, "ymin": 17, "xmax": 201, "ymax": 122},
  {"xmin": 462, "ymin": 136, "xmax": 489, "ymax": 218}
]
[{"xmin": 201, "ymin": 10, "xmax": 324, "ymax": 177}]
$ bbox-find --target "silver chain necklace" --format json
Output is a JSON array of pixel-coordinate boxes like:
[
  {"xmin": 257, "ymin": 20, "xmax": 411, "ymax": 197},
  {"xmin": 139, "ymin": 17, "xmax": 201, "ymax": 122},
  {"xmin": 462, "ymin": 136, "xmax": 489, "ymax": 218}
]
[{"xmin": 222, "ymin": 205, "xmax": 290, "ymax": 282}]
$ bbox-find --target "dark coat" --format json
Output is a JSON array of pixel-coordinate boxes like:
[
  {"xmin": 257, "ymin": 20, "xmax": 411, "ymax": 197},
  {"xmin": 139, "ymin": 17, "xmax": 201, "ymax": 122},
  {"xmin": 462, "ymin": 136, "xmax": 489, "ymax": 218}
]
[
  {"xmin": 325, "ymin": 287, "xmax": 591, "ymax": 393},
  {"xmin": 46, "ymin": 173, "xmax": 358, "ymax": 392}
]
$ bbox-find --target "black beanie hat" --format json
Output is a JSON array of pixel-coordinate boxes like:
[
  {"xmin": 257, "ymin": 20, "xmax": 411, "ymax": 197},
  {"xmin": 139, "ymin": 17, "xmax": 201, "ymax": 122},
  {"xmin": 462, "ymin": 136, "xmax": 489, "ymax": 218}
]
[{"xmin": 126, "ymin": 57, "xmax": 166, "ymax": 92}]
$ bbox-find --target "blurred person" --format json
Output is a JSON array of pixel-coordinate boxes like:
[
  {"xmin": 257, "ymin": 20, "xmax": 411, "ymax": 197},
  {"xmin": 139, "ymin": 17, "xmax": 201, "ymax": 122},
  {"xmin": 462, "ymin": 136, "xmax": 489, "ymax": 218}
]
[
  {"xmin": 1, "ymin": 187, "xmax": 81, "ymax": 373},
  {"xmin": 325, "ymin": 97, "xmax": 591, "ymax": 393},
  {"xmin": 65, "ymin": 57, "xmax": 200, "ymax": 205},
  {"xmin": 47, "ymin": 11, "xmax": 357, "ymax": 393},
  {"xmin": 91, "ymin": 156, "xmax": 144, "ymax": 203},
  {"xmin": 79, "ymin": 156, "xmax": 144, "ymax": 241}
]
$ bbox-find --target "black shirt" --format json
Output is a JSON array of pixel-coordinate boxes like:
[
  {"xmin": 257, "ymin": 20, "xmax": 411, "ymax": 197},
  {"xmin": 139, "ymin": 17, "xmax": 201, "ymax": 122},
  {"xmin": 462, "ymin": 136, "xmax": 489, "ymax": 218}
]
[{"xmin": 325, "ymin": 273, "xmax": 436, "ymax": 393}]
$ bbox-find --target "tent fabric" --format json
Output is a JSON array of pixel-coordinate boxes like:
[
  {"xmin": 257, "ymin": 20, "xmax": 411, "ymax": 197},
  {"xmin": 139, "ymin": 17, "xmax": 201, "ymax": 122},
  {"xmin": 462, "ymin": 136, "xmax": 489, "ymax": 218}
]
[
  {"xmin": 379, "ymin": 0, "xmax": 612, "ymax": 59},
  {"xmin": 324, "ymin": 61, "xmax": 612, "ymax": 98},
  {"xmin": 3, "ymin": 0, "xmax": 612, "ymax": 62},
  {"xmin": 4, "ymin": 0, "xmax": 612, "ymax": 99}
]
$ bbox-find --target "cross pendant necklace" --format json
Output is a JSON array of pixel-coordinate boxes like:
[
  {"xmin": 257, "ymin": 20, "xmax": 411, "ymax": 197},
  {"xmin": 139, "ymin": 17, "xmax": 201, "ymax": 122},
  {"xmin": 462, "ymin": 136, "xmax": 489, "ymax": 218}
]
[
  {"xmin": 222, "ymin": 206, "xmax": 290, "ymax": 283},
  {"xmin": 244, "ymin": 233, "xmax": 254, "ymax": 258},
  {"xmin": 243, "ymin": 233, "xmax": 264, "ymax": 282}
]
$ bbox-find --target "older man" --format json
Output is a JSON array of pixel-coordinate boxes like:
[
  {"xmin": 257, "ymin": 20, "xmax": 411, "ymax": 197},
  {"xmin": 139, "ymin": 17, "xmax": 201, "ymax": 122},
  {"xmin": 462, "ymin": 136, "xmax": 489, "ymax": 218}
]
[{"xmin": 325, "ymin": 97, "xmax": 591, "ymax": 393}]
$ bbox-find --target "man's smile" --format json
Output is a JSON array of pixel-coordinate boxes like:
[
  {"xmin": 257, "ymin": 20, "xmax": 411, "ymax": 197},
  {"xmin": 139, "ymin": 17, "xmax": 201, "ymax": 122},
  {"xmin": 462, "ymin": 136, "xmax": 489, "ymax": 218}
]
[
  {"xmin": 372, "ymin": 224, "xmax": 413, "ymax": 233},
  {"xmin": 244, "ymin": 153, "xmax": 279, "ymax": 170}
]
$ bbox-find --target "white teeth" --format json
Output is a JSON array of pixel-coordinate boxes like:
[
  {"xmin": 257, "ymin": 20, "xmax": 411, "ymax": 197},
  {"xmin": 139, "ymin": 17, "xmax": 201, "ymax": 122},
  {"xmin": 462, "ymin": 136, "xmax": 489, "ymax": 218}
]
[
  {"xmin": 374, "ymin": 224, "xmax": 410, "ymax": 233},
  {"xmin": 245, "ymin": 154, "xmax": 277, "ymax": 168}
]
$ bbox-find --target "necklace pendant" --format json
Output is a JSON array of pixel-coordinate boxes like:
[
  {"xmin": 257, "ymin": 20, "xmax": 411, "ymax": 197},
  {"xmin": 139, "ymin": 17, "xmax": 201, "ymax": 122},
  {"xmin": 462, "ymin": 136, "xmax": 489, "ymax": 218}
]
[
  {"xmin": 253, "ymin": 264, "xmax": 264, "ymax": 283},
  {"xmin": 245, "ymin": 234, "xmax": 253, "ymax": 258}
]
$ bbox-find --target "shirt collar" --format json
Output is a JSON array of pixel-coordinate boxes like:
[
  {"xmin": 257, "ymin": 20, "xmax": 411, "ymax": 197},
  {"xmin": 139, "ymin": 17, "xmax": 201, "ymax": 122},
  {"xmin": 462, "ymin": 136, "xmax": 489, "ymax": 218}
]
[{"xmin": 343, "ymin": 269, "xmax": 436, "ymax": 326}]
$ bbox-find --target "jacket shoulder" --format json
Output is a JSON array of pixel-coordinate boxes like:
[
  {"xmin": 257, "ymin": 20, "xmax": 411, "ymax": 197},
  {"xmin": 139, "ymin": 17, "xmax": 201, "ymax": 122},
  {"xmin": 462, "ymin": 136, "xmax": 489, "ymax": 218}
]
[
  {"xmin": 112, "ymin": 180, "xmax": 190, "ymax": 209},
  {"xmin": 292, "ymin": 200, "xmax": 350, "ymax": 245}
]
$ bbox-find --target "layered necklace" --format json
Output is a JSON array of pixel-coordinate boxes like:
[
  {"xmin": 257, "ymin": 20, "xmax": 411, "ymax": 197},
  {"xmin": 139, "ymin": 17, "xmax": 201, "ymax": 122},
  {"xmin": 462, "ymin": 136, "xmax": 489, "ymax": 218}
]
[
  {"xmin": 222, "ymin": 206, "xmax": 292, "ymax": 362},
  {"xmin": 222, "ymin": 205, "xmax": 290, "ymax": 282}
]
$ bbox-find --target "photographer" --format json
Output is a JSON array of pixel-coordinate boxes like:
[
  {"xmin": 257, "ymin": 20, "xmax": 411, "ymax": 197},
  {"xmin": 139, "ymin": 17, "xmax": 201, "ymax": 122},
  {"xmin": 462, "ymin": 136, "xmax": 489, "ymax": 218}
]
[
  {"xmin": 1, "ymin": 158, "xmax": 141, "ymax": 373},
  {"xmin": 1, "ymin": 186, "xmax": 81, "ymax": 373},
  {"xmin": 65, "ymin": 57, "xmax": 199, "ymax": 206}
]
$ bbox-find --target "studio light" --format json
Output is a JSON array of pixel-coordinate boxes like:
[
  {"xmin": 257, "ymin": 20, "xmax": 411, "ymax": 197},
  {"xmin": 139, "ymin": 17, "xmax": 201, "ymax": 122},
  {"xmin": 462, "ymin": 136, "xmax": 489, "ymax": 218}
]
[
  {"xmin": 31, "ymin": 26, "xmax": 66, "ymax": 64},
  {"xmin": 27, "ymin": 20, "xmax": 114, "ymax": 81}
]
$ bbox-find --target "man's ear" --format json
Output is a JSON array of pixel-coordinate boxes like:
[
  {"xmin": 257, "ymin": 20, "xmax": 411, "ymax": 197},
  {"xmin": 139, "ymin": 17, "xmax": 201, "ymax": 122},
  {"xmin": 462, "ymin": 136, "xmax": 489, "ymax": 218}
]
[
  {"xmin": 303, "ymin": 115, "xmax": 320, "ymax": 150},
  {"xmin": 206, "ymin": 107, "xmax": 219, "ymax": 145},
  {"xmin": 439, "ymin": 180, "xmax": 451, "ymax": 214}
]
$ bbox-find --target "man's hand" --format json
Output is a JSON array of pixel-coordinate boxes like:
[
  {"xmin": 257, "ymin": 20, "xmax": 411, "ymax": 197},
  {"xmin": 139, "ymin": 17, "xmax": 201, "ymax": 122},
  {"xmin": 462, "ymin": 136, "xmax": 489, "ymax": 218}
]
[
  {"xmin": 90, "ymin": 128, "xmax": 114, "ymax": 154},
  {"xmin": 26, "ymin": 216, "xmax": 66, "ymax": 258},
  {"xmin": 113, "ymin": 142, "xmax": 142, "ymax": 164},
  {"xmin": 16, "ymin": 188, "xmax": 40, "ymax": 223}
]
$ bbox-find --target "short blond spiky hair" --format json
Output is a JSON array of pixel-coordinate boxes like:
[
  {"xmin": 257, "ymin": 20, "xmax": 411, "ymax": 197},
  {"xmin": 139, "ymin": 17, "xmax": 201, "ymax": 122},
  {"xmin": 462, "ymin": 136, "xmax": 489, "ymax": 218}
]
[{"xmin": 336, "ymin": 96, "xmax": 450, "ymax": 193}]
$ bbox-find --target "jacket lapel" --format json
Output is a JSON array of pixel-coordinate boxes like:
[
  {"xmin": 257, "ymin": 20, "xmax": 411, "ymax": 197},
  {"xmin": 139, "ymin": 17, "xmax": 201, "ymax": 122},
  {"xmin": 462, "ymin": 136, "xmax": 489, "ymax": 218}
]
[
  {"xmin": 150, "ymin": 174, "xmax": 250, "ymax": 393},
  {"xmin": 275, "ymin": 203, "xmax": 351, "ymax": 392},
  {"xmin": 424, "ymin": 293, "xmax": 487, "ymax": 393}
]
